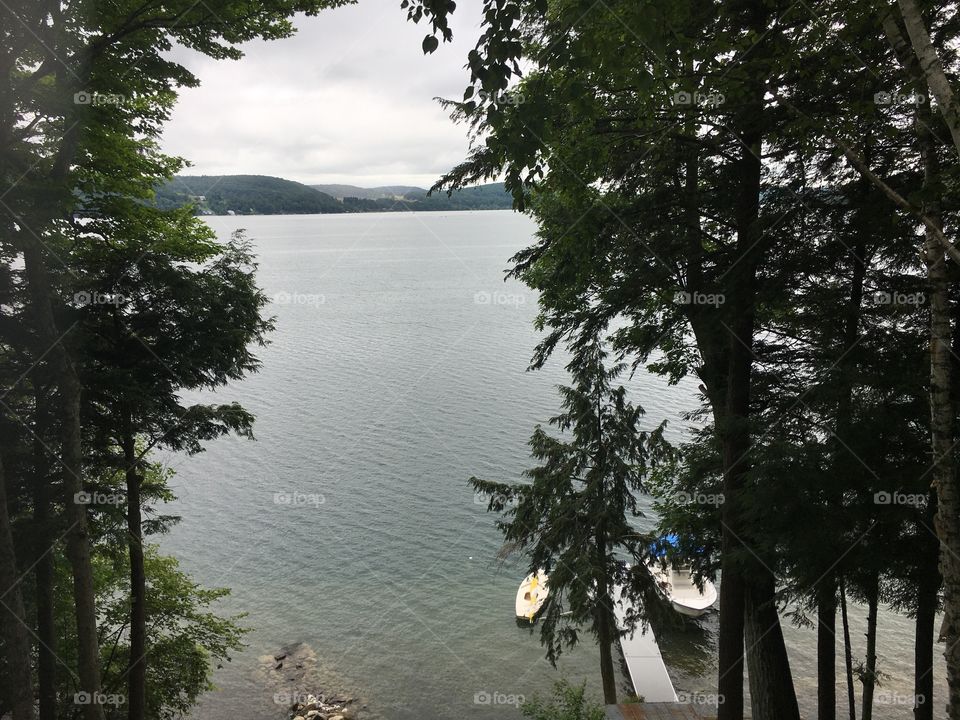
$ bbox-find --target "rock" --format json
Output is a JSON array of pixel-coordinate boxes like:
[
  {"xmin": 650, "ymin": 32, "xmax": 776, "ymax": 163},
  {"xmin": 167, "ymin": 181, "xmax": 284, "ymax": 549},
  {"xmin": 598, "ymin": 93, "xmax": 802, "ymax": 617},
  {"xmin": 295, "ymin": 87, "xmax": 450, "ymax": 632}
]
[
  {"xmin": 275, "ymin": 662, "xmax": 283, "ymax": 670},
  {"xmin": 305, "ymin": 703, "xmax": 319, "ymax": 712},
  {"xmin": 274, "ymin": 653, "xmax": 288, "ymax": 661},
  {"xmin": 329, "ymin": 715, "xmax": 345, "ymax": 720},
  {"xmin": 306, "ymin": 711, "xmax": 321, "ymax": 719},
  {"xmin": 339, "ymin": 709, "xmax": 356, "ymax": 720},
  {"xmin": 293, "ymin": 715, "xmax": 305, "ymax": 720}
]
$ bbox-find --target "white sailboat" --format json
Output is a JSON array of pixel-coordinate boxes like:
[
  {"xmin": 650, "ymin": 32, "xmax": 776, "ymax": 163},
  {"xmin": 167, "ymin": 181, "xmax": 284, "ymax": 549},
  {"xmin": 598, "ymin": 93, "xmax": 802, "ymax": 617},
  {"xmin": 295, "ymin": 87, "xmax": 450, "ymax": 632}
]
[{"xmin": 515, "ymin": 570, "xmax": 549, "ymax": 622}]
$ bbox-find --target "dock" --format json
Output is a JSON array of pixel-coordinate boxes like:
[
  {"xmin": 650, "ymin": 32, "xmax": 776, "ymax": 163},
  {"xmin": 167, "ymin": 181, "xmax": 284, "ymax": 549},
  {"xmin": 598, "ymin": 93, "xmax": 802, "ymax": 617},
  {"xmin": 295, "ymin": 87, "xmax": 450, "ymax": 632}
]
[
  {"xmin": 604, "ymin": 704, "xmax": 708, "ymax": 719},
  {"xmin": 612, "ymin": 586, "xmax": 677, "ymax": 703}
]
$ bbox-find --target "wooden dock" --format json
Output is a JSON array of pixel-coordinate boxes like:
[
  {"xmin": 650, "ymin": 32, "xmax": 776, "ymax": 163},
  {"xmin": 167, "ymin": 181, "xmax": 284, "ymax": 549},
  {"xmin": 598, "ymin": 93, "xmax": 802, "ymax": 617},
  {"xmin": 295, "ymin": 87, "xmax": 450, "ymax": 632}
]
[
  {"xmin": 604, "ymin": 703, "xmax": 709, "ymax": 719},
  {"xmin": 612, "ymin": 586, "xmax": 677, "ymax": 703}
]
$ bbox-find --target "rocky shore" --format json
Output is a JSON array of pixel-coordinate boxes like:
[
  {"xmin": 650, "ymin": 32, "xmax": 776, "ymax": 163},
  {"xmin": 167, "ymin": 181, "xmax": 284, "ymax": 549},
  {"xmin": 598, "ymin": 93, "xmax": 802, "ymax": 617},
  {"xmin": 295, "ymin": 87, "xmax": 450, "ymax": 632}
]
[
  {"xmin": 258, "ymin": 642, "xmax": 368, "ymax": 720},
  {"xmin": 287, "ymin": 692, "xmax": 358, "ymax": 720}
]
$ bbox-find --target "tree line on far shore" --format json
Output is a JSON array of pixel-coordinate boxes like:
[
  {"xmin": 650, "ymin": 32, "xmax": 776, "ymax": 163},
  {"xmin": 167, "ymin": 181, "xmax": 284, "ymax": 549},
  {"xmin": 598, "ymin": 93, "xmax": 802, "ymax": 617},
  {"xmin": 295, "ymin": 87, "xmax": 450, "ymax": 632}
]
[{"xmin": 152, "ymin": 174, "xmax": 513, "ymax": 215}]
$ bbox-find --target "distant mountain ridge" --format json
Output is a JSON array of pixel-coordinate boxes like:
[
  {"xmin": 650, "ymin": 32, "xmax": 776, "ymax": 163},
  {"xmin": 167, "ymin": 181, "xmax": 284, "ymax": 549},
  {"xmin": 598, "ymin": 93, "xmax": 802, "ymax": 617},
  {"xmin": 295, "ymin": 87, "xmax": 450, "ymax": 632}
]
[
  {"xmin": 153, "ymin": 175, "xmax": 513, "ymax": 215},
  {"xmin": 311, "ymin": 184, "xmax": 423, "ymax": 201}
]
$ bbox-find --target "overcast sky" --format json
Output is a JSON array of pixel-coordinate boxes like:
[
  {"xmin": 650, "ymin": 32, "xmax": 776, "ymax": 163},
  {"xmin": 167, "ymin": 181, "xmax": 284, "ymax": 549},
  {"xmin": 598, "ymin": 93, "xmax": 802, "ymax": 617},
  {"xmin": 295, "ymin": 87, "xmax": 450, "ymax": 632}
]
[{"xmin": 160, "ymin": 1, "xmax": 485, "ymax": 189}]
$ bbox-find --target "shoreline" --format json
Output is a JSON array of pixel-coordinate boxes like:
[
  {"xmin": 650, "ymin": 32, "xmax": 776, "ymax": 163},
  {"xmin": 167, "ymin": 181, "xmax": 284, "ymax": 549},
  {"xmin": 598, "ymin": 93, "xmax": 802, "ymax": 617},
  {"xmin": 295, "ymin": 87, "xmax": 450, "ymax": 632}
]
[{"xmin": 259, "ymin": 643, "xmax": 370, "ymax": 720}]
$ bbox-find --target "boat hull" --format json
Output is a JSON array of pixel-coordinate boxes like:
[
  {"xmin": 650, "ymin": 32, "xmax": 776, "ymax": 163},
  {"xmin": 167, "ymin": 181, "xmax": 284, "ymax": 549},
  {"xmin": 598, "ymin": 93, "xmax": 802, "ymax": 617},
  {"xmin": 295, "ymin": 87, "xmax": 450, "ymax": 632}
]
[
  {"xmin": 515, "ymin": 570, "xmax": 548, "ymax": 621},
  {"xmin": 648, "ymin": 562, "xmax": 717, "ymax": 618}
]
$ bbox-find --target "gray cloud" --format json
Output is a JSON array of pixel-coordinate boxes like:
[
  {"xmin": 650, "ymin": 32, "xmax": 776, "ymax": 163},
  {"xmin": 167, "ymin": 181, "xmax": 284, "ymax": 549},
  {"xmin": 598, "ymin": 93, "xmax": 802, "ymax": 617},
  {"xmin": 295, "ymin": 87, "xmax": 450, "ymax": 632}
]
[{"xmin": 161, "ymin": 1, "xmax": 484, "ymax": 188}]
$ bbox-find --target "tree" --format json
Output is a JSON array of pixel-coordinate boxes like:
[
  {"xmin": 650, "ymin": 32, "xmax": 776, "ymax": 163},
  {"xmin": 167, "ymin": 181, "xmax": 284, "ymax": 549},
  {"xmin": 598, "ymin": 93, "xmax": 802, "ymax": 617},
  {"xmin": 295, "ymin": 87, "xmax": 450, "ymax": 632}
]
[
  {"xmin": 0, "ymin": 1, "xmax": 344, "ymax": 715},
  {"xmin": 74, "ymin": 218, "xmax": 271, "ymax": 719},
  {"xmin": 406, "ymin": 2, "xmax": 957, "ymax": 719},
  {"xmin": 473, "ymin": 332, "xmax": 670, "ymax": 703}
]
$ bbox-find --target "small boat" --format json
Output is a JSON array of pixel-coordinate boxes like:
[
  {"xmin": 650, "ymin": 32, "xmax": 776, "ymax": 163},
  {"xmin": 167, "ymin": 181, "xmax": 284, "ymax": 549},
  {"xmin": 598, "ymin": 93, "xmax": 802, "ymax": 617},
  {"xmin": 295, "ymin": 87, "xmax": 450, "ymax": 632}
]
[
  {"xmin": 648, "ymin": 534, "xmax": 717, "ymax": 618},
  {"xmin": 647, "ymin": 561, "xmax": 718, "ymax": 617},
  {"xmin": 515, "ymin": 570, "xmax": 549, "ymax": 622}
]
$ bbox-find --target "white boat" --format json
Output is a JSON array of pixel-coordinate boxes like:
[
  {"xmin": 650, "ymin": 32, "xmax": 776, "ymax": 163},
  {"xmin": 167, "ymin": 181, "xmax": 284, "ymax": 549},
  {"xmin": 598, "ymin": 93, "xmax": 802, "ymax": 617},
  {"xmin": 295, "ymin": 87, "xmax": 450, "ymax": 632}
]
[
  {"xmin": 648, "ymin": 561, "xmax": 717, "ymax": 617},
  {"xmin": 515, "ymin": 570, "xmax": 549, "ymax": 621}
]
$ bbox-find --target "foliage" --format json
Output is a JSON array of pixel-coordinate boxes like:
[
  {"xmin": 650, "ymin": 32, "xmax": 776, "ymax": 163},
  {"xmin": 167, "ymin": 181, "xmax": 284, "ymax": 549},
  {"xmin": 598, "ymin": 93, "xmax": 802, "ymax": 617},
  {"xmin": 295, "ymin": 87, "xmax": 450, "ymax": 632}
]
[
  {"xmin": 519, "ymin": 681, "xmax": 606, "ymax": 720},
  {"xmin": 83, "ymin": 548, "xmax": 246, "ymax": 720}
]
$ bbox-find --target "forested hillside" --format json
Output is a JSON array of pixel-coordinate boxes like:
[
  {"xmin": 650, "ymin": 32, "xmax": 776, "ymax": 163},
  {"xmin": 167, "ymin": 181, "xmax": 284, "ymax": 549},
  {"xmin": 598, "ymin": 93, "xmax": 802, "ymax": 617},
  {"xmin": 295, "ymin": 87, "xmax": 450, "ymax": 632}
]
[{"xmin": 154, "ymin": 175, "xmax": 514, "ymax": 215}]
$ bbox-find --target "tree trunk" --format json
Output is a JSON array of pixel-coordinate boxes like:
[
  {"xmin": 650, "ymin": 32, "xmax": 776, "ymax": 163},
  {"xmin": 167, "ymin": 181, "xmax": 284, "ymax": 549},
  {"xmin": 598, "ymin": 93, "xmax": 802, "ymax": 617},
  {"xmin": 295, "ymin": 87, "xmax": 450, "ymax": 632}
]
[
  {"xmin": 31, "ymin": 387, "xmax": 57, "ymax": 720},
  {"xmin": 915, "ymin": 566, "xmax": 938, "ymax": 720},
  {"xmin": 22, "ymin": 244, "xmax": 105, "ymax": 720},
  {"xmin": 842, "ymin": 580, "xmax": 857, "ymax": 720},
  {"xmin": 34, "ymin": 526, "xmax": 57, "ymax": 720},
  {"xmin": 716, "ymin": 548, "xmax": 745, "ymax": 720},
  {"xmin": 0, "ymin": 452, "xmax": 37, "ymax": 720},
  {"xmin": 122, "ymin": 417, "xmax": 147, "ymax": 720},
  {"xmin": 717, "ymin": 1, "xmax": 802, "ymax": 714},
  {"xmin": 923, "ymin": 115, "xmax": 960, "ymax": 720},
  {"xmin": 744, "ymin": 571, "xmax": 801, "ymax": 720},
  {"xmin": 819, "ymin": 581, "xmax": 838, "ymax": 720},
  {"xmin": 717, "ymin": 288, "xmax": 752, "ymax": 720},
  {"xmin": 861, "ymin": 575, "xmax": 879, "ymax": 720},
  {"xmin": 895, "ymin": 4, "xmax": 960, "ymax": 718},
  {"xmin": 596, "ymin": 605, "xmax": 617, "ymax": 705},
  {"xmin": 897, "ymin": 0, "xmax": 960, "ymax": 152}
]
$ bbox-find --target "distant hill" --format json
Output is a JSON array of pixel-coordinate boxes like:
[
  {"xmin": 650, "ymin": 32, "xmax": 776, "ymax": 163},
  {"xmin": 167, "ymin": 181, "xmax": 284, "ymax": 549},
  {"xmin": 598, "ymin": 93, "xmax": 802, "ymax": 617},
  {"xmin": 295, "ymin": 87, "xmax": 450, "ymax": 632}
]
[
  {"xmin": 154, "ymin": 175, "xmax": 345, "ymax": 215},
  {"xmin": 312, "ymin": 184, "xmax": 423, "ymax": 201},
  {"xmin": 153, "ymin": 175, "xmax": 514, "ymax": 215}
]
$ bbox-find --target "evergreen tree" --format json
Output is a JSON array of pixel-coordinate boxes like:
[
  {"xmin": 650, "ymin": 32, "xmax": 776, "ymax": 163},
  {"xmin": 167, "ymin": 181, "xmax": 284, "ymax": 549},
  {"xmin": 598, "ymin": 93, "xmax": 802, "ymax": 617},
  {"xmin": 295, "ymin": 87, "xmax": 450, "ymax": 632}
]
[{"xmin": 473, "ymin": 331, "xmax": 671, "ymax": 703}]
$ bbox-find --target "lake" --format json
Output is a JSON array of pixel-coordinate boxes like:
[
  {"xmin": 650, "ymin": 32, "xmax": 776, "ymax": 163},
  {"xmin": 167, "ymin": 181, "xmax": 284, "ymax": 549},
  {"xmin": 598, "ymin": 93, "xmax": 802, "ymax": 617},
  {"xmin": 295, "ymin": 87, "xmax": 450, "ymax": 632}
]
[{"xmin": 160, "ymin": 210, "xmax": 946, "ymax": 719}]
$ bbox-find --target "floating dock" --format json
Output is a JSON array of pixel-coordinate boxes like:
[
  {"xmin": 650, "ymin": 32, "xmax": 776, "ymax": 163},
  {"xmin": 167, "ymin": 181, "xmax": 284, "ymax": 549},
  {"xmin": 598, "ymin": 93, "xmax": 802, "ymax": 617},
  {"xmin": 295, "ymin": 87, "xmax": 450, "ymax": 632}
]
[{"xmin": 612, "ymin": 587, "xmax": 678, "ymax": 703}]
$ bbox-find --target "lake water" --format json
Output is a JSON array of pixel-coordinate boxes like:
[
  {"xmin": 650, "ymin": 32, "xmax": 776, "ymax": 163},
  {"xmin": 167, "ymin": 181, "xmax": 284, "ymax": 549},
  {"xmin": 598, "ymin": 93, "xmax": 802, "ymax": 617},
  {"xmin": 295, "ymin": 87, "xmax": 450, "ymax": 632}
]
[{"xmin": 160, "ymin": 211, "xmax": 946, "ymax": 719}]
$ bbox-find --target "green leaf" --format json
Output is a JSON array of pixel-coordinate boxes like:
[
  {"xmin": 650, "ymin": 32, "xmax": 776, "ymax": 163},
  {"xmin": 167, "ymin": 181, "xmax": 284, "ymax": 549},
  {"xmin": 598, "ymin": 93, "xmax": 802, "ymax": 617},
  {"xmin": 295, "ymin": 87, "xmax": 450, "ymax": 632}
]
[{"xmin": 422, "ymin": 34, "xmax": 440, "ymax": 54}]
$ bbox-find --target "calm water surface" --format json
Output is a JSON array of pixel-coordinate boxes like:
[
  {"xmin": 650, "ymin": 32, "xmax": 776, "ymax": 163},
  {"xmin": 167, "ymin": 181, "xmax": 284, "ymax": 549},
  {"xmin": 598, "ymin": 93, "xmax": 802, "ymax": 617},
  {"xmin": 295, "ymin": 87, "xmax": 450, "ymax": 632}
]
[{"xmin": 160, "ymin": 211, "xmax": 945, "ymax": 719}]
